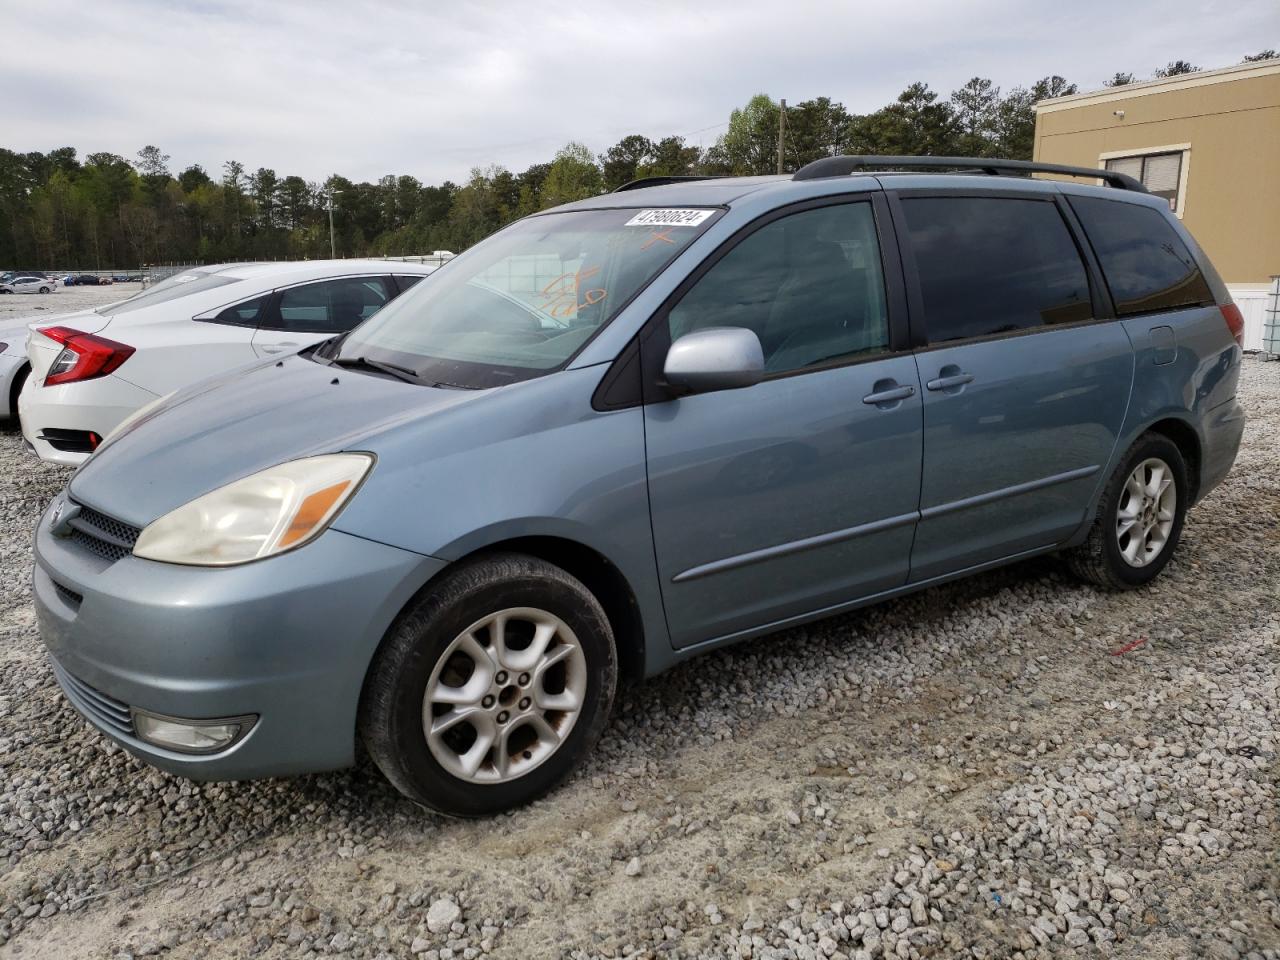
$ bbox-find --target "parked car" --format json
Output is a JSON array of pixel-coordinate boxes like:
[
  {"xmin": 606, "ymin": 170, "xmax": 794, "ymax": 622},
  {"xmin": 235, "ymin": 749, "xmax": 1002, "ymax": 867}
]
[
  {"xmin": 0, "ymin": 325, "xmax": 33, "ymax": 419},
  {"xmin": 6, "ymin": 276, "xmax": 56, "ymax": 294},
  {"xmin": 32, "ymin": 158, "xmax": 1245, "ymax": 816},
  {"xmin": 1, "ymin": 271, "xmax": 50, "ymax": 286},
  {"xmin": 19, "ymin": 260, "xmax": 438, "ymax": 463}
]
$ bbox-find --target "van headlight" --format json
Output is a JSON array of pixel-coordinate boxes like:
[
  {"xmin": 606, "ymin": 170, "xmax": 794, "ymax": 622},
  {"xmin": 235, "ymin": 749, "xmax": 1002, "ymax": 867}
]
[{"xmin": 132, "ymin": 454, "xmax": 374, "ymax": 566}]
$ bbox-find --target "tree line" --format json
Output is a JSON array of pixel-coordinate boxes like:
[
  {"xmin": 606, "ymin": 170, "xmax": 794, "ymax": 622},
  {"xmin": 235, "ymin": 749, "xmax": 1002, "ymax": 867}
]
[{"xmin": 1, "ymin": 51, "xmax": 1274, "ymax": 270}]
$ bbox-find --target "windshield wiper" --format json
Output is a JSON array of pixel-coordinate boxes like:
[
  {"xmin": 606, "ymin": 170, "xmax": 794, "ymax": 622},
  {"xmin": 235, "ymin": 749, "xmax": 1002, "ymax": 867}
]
[{"xmin": 329, "ymin": 355, "xmax": 422, "ymax": 384}]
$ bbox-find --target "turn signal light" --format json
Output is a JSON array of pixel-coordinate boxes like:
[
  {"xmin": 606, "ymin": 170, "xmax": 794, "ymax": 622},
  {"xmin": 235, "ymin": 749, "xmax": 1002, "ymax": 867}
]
[{"xmin": 39, "ymin": 326, "xmax": 136, "ymax": 386}]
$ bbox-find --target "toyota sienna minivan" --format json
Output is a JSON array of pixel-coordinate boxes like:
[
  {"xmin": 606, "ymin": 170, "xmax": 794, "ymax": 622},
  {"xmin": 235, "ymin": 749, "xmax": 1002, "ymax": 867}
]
[{"xmin": 33, "ymin": 157, "xmax": 1246, "ymax": 815}]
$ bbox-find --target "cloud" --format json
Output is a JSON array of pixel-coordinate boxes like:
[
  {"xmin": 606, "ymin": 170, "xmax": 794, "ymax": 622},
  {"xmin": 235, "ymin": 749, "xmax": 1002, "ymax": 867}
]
[{"xmin": 4, "ymin": 0, "xmax": 1275, "ymax": 184}]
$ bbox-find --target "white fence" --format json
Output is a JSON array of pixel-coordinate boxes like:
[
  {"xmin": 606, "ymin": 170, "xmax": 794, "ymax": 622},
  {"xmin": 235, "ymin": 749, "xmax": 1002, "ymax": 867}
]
[
  {"xmin": 1263, "ymin": 276, "xmax": 1280, "ymax": 358},
  {"xmin": 1229, "ymin": 285, "xmax": 1272, "ymax": 353}
]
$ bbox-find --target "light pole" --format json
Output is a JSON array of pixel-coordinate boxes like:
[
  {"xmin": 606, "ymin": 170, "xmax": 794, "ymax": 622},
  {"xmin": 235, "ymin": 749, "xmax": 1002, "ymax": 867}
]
[{"xmin": 325, "ymin": 188, "xmax": 342, "ymax": 259}]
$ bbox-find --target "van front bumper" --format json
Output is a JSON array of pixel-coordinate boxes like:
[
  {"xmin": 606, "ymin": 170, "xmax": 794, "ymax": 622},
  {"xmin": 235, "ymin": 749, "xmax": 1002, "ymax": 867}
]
[{"xmin": 33, "ymin": 491, "xmax": 444, "ymax": 781}]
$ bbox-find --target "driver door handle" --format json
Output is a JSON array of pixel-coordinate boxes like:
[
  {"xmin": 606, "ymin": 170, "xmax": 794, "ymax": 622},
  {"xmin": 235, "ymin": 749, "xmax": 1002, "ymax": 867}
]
[{"xmin": 862, "ymin": 384, "xmax": 915, "ymax": 405}]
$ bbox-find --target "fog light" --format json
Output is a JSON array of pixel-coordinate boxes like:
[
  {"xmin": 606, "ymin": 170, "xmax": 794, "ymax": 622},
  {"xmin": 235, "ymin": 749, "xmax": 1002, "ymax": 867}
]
[{"xmin": 131, "ymin": 710, "xmax": 256, "ymax": 754}]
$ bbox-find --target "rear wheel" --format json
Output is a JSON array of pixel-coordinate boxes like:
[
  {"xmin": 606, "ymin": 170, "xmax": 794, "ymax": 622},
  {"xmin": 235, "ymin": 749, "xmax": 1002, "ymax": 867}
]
[
  {"xmin": 1064, "ymin": 433, "xmax": 1188, "ymax": 589},
  {"xmin": 38, "ymin": 286, "xmax": 50, "ymax": 294},
  {"xmin": 359, "ymin": 553, "xmax": 617, "ymax": 816}
]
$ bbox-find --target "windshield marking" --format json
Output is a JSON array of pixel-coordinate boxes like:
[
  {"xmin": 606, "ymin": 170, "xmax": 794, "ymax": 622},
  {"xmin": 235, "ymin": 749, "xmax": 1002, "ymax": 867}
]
[
  {"xmin": 641, "ymin": 229, "xmax": 677, "ymax": 249},
  {"xmin": 538, "ymin": 267, "xmax": 607, "ymax": 319}
]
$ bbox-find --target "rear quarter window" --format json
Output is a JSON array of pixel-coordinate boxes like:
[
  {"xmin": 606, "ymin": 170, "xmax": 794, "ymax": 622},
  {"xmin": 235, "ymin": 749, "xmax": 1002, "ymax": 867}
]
[{"xmin": 1069, "ymin": 197, "xmax": 1213, "ymax": 317}]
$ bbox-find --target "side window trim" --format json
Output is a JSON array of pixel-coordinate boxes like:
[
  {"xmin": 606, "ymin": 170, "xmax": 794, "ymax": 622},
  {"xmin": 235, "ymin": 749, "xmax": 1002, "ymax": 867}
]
[
  {"xmin": 625, "ymin": 193, "xmax": 908, "ymax": 406},
  {"xmin": 392, "ymin": 273, "xmax": 425, "ymax": 293},
  {"xmin": 195, "ymin": 290, "xmax": 278, "ymax": 328},
  {"xmin": 886, "ymin": 188, "xmax": 1111, "ymax": 352},
  {"xmin": 1054, "ymin": 194, "xmax": 1116, "ymax": 321}
]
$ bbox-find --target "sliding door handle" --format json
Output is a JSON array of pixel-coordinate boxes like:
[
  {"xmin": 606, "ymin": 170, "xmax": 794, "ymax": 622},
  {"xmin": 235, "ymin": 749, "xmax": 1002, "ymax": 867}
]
[{"xmin": 926, "ymin": 372, "xmax": 974, "ymax": 391}]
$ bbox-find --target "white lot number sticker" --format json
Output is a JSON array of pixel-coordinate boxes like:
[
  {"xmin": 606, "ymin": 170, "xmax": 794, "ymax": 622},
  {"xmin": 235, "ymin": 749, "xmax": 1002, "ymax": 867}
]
[{"xmin": 625, "ymin": 209, "xmax": 714, "ymax": 227}]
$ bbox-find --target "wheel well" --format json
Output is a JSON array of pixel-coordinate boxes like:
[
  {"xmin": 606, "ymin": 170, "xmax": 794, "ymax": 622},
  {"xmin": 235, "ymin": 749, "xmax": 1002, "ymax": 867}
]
[
  {"xmin": 1146, "ymin": 418, "xmax": 1201, "ymax": 503},
  {"xmin": 8, "ymin": 363, "xmax": 28, "ymax": 418},
  {"xmin": 460, "ymin": 536, "xmax": 647, "ymax": 686}
]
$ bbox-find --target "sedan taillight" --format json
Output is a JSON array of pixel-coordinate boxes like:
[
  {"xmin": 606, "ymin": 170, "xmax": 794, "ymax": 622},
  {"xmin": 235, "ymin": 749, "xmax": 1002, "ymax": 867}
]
[{"xmin": 39, "ymin": 326, "xmax": 136, "ymax": 386}]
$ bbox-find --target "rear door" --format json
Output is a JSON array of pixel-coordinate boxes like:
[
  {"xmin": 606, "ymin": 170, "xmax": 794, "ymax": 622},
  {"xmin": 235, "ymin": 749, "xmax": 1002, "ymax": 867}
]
[
  {"xmin": 892, "ymin": 190, "xmax": 1135, "ymax": 582},
  {"xmin": 251, "ymin": 275, "xmax": 396, "ymax": 357},
  {"xmin": 642, "ymin": 195, "xmax": 924, "ymax": 647},
  {"xmin": 107, "ymin": 296, "xmax": 262, "ymax": 396}
]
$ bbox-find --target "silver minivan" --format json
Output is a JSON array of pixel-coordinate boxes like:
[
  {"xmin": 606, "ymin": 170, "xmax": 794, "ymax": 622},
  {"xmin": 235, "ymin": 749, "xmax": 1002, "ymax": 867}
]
[{"xmin": 33, "ymin": 158, "xmax": 1246, "ymax": 815}]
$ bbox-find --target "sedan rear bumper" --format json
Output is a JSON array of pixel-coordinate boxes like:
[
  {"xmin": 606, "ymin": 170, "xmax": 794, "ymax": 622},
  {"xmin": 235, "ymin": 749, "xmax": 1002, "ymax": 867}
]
[
  {"xmin": 18, "ymin": 373, "xmax": 158, "ymax": 465},
  {"xmin": 33, "ymin": 491, "xmax": 445, "ymax": 780}
]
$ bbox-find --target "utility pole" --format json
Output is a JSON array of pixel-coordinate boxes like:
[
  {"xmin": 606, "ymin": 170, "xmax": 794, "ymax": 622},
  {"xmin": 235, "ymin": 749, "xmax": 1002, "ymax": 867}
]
[
  {"xmin": 325, "ymin": 188, "xmax": 341, "ymax": 259},
  {"xmin": 777, "ymin": 99, "xmax": 787, "ymax": 174}
]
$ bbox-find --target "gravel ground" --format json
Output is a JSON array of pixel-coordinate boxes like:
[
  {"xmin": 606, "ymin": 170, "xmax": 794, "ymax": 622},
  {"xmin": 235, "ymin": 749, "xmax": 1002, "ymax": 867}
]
[
  {"xmin": 0, "ymin": 283, "xmax": 143, "ymax": 325},
  {"xmin": 0, "ymin": 357, "xmax": 1276, "ymax": 960}
]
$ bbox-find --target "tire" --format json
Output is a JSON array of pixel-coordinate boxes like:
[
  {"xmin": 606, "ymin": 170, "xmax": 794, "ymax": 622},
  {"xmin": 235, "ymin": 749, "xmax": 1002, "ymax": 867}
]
[
  {"xmin": 38, "ymin": 286, "xmax": 50, "ymax": 294},
  {"xmin": 8, "ymin": 364, "xmax": 29, "ymax": 423},
  {"xmin": 1064, "ymin": 432, "xmax": 1188, "ymax": 590},
  {"xmin": 359, "ymin": 552, "xmax": 617, "ymax": 816}
]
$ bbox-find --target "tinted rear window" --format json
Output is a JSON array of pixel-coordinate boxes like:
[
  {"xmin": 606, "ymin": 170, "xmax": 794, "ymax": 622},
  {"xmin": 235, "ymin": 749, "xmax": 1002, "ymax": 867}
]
[
  {"xmin": 901, "ymin": 197, "xmax": 1093, "ymax": 344},
  {"xmin": 1069, "ymin": 197, "xmax": 1213, "ymax": 316}
]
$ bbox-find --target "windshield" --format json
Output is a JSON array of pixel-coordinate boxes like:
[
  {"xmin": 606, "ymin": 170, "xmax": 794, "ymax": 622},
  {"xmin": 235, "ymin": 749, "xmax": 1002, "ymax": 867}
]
[
  {"xmin": 96, "ymin": 268, "xmax": 242, "ymax": 315},
  {"xmin": 334, "ymin": 207, "xmax": 720, "ymax": 388}
]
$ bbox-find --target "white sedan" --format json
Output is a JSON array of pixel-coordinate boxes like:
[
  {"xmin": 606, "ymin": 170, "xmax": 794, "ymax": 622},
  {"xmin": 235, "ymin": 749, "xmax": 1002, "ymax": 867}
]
[
  {"xmin": 2, "ymin": 276, "xmax": 57, "ymax": 294},
  {"xmin": 19, "ymin": 259, "xmax": 437, "ymax": 465}
]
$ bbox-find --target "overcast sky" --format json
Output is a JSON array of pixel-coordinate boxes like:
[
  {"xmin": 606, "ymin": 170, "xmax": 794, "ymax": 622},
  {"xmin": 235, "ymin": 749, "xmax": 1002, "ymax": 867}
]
[{"xmin": 3, "ymin": 0, "xmax": 1275, "ymax": 185}]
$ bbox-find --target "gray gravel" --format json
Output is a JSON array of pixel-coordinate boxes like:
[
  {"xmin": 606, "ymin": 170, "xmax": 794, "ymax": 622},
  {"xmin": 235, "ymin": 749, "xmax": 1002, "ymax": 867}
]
[{"xmin": 1, "ymin": 358, "xmax": 1277, "ymax": 960}]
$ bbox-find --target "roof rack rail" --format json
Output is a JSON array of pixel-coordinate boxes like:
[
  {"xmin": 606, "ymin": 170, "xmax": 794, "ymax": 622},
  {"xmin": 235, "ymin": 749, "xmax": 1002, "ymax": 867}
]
[
  {"xmin": 613, "ymin": 175, "xmax": 729, "ymax": 192},
  {"xmin": 791, "ymin": 155, "xmax": 1147, "ymax": 192}
]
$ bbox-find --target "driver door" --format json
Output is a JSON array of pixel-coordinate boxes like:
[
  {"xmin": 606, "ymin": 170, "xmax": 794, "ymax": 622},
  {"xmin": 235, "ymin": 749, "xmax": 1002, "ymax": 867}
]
[{"xmin": 642, "ymin": 197, "xmax": 924, "ymax": 647}]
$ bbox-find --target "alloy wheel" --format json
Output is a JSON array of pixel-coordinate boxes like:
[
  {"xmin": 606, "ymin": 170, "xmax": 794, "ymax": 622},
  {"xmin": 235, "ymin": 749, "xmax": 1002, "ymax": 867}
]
[
  {"xmin": 1115, "ymin": 457, "xmax": 1176, "ymax": 568},
  {"xmin": 423, "ymin": 607, "xmax": 587, "ymax": 783}
]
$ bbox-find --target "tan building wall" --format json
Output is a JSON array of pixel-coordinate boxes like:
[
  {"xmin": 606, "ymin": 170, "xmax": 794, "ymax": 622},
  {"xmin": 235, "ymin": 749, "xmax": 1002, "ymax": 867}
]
[{"xmin": 1033, "ymin": 61, "xmax": 1280, "ymax": 287}]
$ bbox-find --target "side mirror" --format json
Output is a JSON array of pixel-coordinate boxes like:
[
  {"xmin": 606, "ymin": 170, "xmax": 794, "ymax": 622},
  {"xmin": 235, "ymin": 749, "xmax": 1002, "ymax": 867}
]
[{"xmin": 663, "ymin": 327, "xmax": 765, "ymax": 394}]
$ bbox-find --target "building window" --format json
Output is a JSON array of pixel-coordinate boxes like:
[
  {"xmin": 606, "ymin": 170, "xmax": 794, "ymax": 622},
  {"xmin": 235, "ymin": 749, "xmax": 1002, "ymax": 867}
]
[{"xmin": 1102, "ymin": 150, "xmax": 1186, "ymax": 214}]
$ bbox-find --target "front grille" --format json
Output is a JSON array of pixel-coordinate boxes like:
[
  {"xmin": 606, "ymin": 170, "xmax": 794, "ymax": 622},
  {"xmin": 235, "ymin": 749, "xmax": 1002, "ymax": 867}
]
[
  {"xmin": 50, "ymin": 659, "xmax": 135, "ymax": 739},
  {"xmin": 67, "ymin": 505, "xmax": 141, "ymax": 563}
]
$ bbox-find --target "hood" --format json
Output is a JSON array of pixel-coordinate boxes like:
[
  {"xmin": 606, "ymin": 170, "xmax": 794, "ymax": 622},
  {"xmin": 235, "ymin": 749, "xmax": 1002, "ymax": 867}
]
[{"xmin": 70, "ymin": 354, "xmax": 481, "ymax": 527}]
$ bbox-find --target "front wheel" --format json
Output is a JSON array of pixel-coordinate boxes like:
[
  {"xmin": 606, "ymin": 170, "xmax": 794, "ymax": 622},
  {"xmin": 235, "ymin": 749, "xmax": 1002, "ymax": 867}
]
[
  {"xmin": 1064, "ymin": 433, "xmax": 1188, "ymax": 589},
  {"xmin": 359, "ymin": 553, "xmax": 617, "ymax": 816}
]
